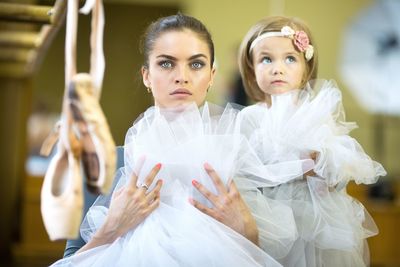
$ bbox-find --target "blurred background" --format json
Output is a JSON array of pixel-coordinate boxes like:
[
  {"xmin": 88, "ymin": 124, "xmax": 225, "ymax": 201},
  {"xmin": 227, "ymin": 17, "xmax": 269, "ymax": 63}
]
[{"xmin": 0, "ymin": 0, "xmax": 399, "ymax": 266}]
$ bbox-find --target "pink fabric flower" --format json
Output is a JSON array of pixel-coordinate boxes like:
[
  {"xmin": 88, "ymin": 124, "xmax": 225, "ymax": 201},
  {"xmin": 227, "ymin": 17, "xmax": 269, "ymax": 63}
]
[{"xmin": 294, "ymin": 31, "xmax": 310, "ymax": 52}]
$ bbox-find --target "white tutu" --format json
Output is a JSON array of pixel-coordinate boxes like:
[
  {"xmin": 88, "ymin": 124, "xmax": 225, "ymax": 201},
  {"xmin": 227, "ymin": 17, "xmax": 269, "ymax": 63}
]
[
  {"xmin": 239, "ymin": 80, "xmax": 386, "ymax": 267},
  {"xmin": 51, "ymin": 102, "xmax": 287, "ymax": 267}
]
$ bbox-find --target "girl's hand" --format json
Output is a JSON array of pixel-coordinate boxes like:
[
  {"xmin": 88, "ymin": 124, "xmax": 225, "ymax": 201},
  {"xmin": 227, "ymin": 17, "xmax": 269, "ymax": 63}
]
[
  {"xmin": 78, "ymin": 163, "xmax": 163, "ymax": 253},
  {"xmin": 190, "ymin": 163, "xmax": 259, "ymax": 245},
  {"xmin": 304, "ymin": 151, "xmax": 318, "ymax": 177}
]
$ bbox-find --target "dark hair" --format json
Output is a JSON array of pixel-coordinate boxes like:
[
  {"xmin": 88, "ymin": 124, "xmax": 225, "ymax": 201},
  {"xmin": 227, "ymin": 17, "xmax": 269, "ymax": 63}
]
[{"xmin": 141, "ymin": 13, "xmax": 214, "ymax": 69}]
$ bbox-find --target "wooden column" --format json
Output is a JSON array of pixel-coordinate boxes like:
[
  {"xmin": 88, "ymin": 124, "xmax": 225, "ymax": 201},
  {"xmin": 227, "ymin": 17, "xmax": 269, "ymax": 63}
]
[
  {"xmin": 0, "ymin": 77, "xmax": 32, "ymax": 259},
  {"xmin": 0, "ymin": 0, "xmax": 66, "ymax": 261}
]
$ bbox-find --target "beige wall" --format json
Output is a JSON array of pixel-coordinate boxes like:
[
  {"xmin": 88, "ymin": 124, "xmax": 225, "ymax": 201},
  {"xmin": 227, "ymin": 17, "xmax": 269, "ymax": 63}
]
[
  {"xmin": 183, "ymin": 0, "xmax": 371, "ymax": 96},
  {"xmin": 183, "ymin": 0, "xmax": 270, "ymax": 103}
]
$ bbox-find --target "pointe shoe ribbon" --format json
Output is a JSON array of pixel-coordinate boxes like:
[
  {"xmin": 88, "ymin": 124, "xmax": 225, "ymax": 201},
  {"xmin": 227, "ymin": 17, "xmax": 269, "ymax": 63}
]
[{"xmin": 39, "ymin": 121, "xmax": 61, "ymax": 157}]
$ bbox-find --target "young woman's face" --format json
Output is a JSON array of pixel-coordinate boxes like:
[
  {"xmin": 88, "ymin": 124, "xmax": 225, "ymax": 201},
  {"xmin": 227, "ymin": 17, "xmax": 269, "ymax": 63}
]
[
  {"xmin": 252, "ymin": 36, "xmax": 306, "ymax": 102},
  {"xmin": 142, "ymin": 29, "xmax": 215, "ymax": 108}
]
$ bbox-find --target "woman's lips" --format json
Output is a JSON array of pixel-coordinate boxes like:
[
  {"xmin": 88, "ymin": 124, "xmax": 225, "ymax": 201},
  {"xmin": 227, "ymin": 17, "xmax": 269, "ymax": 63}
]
[{"xmin": 170, "ymin": 88, "xmax": 192, "ymax": 96}]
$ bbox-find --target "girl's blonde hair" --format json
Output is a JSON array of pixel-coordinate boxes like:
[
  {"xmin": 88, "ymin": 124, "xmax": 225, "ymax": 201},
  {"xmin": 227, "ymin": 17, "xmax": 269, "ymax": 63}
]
[{"xmin": 238, "ymin": 16, "xmax": 318, "ymax": 102}]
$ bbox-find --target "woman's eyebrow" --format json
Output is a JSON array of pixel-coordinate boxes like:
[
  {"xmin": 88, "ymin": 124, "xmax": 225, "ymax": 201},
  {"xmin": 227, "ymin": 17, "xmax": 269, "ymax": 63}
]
[
  {"xmin": 156, "ymin": 54, "xmax": 208, "ymax": 60},
  {"xmin": 188, "ymin": 54, "xmax": 208, "ymax": 60},
  {"xmin": 156, "ymin": 54, "xmax": 176, "ymax": 60}
]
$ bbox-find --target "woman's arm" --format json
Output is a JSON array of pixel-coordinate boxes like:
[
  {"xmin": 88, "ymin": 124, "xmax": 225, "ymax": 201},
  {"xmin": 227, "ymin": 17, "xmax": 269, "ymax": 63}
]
[
  {"xmin": 64, "ymin": 146, "xmax": 125, "ymax": 258},
  {"xmin": 190, "ymin": 163, "xmax": 259, "ymax": 245}
]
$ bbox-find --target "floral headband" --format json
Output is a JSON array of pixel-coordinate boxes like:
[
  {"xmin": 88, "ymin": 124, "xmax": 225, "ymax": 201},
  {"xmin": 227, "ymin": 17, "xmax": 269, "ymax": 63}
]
[{"xmin": 249, "ymin": 26, "xmax": 314, "ymax": 61}]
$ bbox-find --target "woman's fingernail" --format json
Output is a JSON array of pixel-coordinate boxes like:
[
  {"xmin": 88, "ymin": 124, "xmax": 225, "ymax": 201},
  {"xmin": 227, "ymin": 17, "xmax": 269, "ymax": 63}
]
[
  {"xmin": 188, "ymin": 197, "xmax": 194, "ymax": 205},
  {"xmin": 204, "ymin": 162, "xmax": 212, "ymax": 170},
  {"xmin": 156, "ymin": 163, "xmax": 162, "ymax": 169},
  {"xmin": 192, "ymin": 179, "xmax": 198, "ymax": 186}
]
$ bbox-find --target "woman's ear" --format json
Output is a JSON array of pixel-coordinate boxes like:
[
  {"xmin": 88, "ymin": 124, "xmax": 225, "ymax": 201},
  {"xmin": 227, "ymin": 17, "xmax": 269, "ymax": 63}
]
[
  {"xmin": 209, "ymin": 67, "xmax": 216, "ymax": 87},
  {"xmin": 141, "ymin": 66, "xmax": 150, "ymax": 88}
]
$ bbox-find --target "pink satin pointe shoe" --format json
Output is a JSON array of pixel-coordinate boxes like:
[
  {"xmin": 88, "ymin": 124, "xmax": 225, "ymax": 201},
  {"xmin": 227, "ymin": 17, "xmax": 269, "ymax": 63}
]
[
  {"xmin": 40, "ymin": 143, "xmax": 83, "ymax": 241},
  {"xmin": 68, "ymin": 73, "xmax": 116, "ymax": 195}
]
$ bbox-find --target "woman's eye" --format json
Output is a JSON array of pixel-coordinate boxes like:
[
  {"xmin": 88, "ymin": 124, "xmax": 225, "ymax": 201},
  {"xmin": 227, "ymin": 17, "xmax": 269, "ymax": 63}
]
[
  {"xmin": 159, "ymin": 61, "xmax": 173, "ymax": 68},
  {"xmin": 286, "ymin": 56, "xmax": 296, "ymax": 63},
  {"xmin": 191, "ymin": 61, "xmax": 205, "ymax": 69},
  {"xmin": 261, "ymin": 57, "xmax": 272, "ymax": 64}
]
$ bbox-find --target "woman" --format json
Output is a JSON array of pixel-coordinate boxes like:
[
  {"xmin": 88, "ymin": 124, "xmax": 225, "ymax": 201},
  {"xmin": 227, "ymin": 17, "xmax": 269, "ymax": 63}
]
[{"xmin": 54, "ymin": 13, "xmax": 286, "ymax": 266}]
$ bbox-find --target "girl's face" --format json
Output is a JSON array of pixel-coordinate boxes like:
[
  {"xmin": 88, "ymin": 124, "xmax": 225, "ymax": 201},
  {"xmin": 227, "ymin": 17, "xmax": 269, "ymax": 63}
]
[
  {"xmin": 252, "ymin": 36, "xmax": 306, "ymax": 103},
  {"xmin": 142, "ymin": 29, "xmax": 215, "ymax": 108}
]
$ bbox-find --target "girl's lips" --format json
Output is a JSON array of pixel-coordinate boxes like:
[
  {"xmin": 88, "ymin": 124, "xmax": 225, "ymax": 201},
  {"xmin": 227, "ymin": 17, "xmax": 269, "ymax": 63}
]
[{"xmin": 271, "ymin": 80, "xmax": 286, "ymax": 85}]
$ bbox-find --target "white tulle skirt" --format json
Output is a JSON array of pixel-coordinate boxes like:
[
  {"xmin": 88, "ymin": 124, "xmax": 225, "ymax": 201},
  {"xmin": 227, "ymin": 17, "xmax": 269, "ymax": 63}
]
[
  {"xmin": 262, "ymin": 177, "xmax": 377, "ymax": 267},
  {"xmin": 239, "ymin": 80, "xmax": 386, "ymax": 267},
  {"xmin": 51, "ymin": 102, "xmax": 290, "ymax": 267},
  {"xmin": 61, "ymin": 189, "xmax": 280, "ymax": 267}
]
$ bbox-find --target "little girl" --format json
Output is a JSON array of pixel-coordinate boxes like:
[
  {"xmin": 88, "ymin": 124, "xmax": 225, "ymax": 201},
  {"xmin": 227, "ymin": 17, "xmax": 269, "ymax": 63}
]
[{"xmin": 238, "ymin": 16, "xmax": 386, "ymax": 267}]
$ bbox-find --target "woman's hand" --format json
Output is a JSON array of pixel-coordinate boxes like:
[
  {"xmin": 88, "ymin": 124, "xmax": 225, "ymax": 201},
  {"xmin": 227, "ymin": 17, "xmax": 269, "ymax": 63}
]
[
  {"xmin": 190, "ymin": 163, "xmax": 259, "ymax": 245},
  {"xmin": 77, "ymin": 163, "xmax": 163, "ymax": 253}
]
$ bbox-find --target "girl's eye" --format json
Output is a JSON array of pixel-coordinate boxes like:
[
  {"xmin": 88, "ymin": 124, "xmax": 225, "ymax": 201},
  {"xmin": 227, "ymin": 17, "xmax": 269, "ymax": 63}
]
[
  {"xmin": 261, "ymin": 57, "xmax": 272, "ymax": 64},
  {"xmin": 286, "ymin": 56, "xmax": 296, "ymax": 63},
  {"xmin": 191, "ymin": 61, "xmax": 205, "ymax": 69},
  {"xmin": 159, "ymin": 60, "xmax": 173, "ymax": 68}
]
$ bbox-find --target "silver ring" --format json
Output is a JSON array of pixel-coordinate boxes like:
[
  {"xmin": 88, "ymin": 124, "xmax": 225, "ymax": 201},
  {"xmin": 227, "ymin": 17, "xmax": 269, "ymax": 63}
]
[{"xmin": 140, "ymin": 183, "xmax": 149, "ymax": 190}]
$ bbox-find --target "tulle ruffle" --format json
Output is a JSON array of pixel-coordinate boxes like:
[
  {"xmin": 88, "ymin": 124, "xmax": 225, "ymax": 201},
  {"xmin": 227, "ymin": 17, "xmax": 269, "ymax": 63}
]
[
  {"xmin": 235, "ymin": 180, "xmax": 299, "ymax": 259},
  {"xmin": 261, "ymin": 177, "xmax": 377, "ymax": 267},
  {"xmin": 66, "ymin": 189, "xmax": 281, "ymax": 267},
  {"xmin": 240, "ymin": 79, "xmax": 386, "ymax": 187},
  {"xmin": 239, "ymin": 80, "xmax": 386, "ymax": 266}
]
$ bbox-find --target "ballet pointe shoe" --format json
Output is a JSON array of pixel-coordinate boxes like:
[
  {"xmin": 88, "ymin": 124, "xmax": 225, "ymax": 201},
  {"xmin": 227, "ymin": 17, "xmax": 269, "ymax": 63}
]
[
  {"xmin": 40, "ymin": 145, "xmax": 83, "ymax": 240},
  {"xmin": 68, "ymin": 73, "xmax": 116, "ymax": 194}
]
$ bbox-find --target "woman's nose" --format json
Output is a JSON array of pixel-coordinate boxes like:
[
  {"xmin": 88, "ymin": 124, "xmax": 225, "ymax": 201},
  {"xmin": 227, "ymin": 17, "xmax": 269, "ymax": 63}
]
[
  {"xmin": 175, "ymin": 66, "xmax": 189, "ymax": 84},
  {"xmin": 175, "ymin": 79, "xmax": 188, "ymax": 84}
]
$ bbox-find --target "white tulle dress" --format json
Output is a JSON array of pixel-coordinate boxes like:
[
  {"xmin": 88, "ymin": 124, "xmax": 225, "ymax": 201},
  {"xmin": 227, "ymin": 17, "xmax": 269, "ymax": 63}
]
[
  {"xmin": 50, "ymin": 102, "xmax": 307, "ymax": 267},
  {"xmin": 239, "ymin": 80, "xmax": 387, "ymax": 267}
]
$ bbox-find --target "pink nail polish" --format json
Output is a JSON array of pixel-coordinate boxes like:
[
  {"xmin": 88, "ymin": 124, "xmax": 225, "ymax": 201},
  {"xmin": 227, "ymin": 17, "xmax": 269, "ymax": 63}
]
[
  {"xmin": 156, "ymin": 163, "xmax": 162, "ymax": 169},
  {"xmin": 204, "ymin": 162, "xmax": 212, "ymax": 170},
  {"xmin": 192, "ymin": 179, "xmax": 198, "ymax": 186},
  {"xmin": 188, "ymin": 197, "xmax": 194, "ymax": 205}
]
